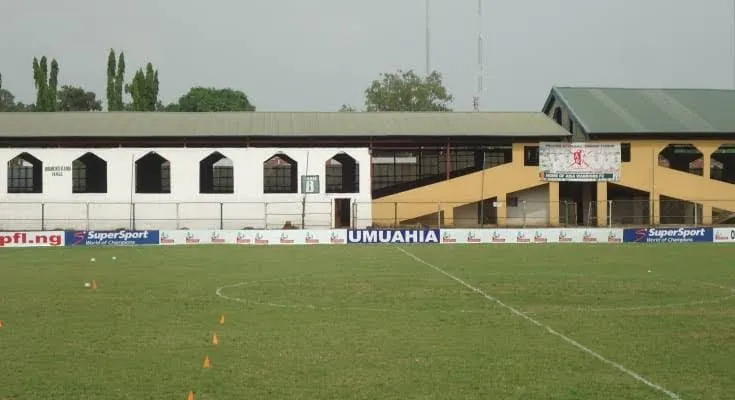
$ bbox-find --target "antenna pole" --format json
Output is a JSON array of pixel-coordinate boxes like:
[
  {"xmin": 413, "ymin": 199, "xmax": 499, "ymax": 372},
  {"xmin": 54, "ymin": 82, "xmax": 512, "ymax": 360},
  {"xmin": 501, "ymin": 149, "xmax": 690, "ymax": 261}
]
[
  {"xmin": 474, "ymin": 0, "xmax": 484, "ymax": 111},
  {"xmin": 425, "ymin": 0, "xmax": 431, "ymax": 75}
]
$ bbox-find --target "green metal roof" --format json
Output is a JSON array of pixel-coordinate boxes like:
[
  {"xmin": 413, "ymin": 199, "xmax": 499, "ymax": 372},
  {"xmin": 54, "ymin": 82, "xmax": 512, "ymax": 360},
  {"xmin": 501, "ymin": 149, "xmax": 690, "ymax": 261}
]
[
  {"xmin": 0, "ymin": 111, "xmax": 569, "ymax": 138},
  {"xmin": 544, "ymin": 87, "xmax": 735, "ymax": 135}
]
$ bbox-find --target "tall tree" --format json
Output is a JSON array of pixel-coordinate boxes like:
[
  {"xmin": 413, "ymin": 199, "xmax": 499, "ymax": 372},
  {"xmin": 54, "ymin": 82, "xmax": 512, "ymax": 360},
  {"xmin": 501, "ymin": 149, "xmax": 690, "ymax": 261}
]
[
  {"xmin": 57, "ymin": 85, "xmax": 102, "ymax": 111},
  {"xmin": 171, "ymin": 87, "xmax": 256, "ymax": 112},
  {"xmin": 106, "ymin": 49, "xmax": 126, "ymax": 111},
  {"xmin": 0, "ymin": 73, "xmax": 13, "ymax": 111},
  {"xmin": 364, "ymin": 69, "xmax": 453, "ymax": 112},
  {"xmin": 0, "ymin": 73, "xmax": 33, "ymax": 112},
  {"xmin": 339, "ymin": 104, "xmax": 356, "ymax": 112},
  {"xmin": 32, "ymin": 56, "xmax": 60, "ymax": 111},
  {"xmin": 125, "ymin": 62, "xmax": 159, "ymax": 111},
  {"xmin": 115, "ymin": 52, "xmax": 125, "ymax": 109}
]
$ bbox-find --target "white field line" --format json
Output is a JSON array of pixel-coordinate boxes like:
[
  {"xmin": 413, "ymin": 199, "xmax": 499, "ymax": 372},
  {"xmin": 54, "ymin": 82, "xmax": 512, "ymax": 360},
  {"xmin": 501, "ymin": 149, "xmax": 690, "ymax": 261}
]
[
  {"xmin": 215, "ymin": 278, "xmax": 487, "ymax": 315},
  {"xmin": 216, "ymin": 277, "xmax": 735, "ymax": 316},
  {"xmin": 395, "ymin": 246, "xmax": 682, "ymax": 400}
]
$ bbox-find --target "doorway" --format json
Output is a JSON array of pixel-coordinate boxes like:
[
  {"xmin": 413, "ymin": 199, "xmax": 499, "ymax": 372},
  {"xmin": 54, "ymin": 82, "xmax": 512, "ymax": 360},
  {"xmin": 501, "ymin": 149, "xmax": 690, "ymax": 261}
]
[{"xmin": 334, "ymin": 198, "xmax": 352, "ymax": 228}]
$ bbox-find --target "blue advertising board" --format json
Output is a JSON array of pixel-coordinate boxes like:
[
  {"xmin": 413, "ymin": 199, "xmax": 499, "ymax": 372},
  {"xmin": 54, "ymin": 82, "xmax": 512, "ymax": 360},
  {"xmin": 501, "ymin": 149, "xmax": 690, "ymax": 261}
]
[
  {"xmin": 622, "ymin": 227, "xmax": 713, "ymax": 243},
  {"xmin": 347, "ymin": 229, "xmax": 441, "ymax": 244},
  {"xmin": 65, "ymin": 230, "xmax": 160, "ymax": 246}
]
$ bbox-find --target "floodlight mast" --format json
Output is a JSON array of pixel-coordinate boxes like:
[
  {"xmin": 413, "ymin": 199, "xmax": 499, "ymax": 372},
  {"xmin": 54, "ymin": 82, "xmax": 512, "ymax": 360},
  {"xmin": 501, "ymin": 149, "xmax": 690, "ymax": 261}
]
[
  {"xmin": 425, "ymin": 0, "xmax": 431, "ymax": 76},
  {"xmin": 474, "ymin": 0, "xmax": 484, "ymax": 111}
]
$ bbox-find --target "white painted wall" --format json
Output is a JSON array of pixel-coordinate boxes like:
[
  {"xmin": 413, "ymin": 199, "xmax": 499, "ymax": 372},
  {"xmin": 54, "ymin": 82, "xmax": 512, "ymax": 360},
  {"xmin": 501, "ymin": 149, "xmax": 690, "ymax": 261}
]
[
  {"xmin": 507, "ymin": 185, "xmax": 549, "ymax": 226},
  {"xmin": 0, "ymin": 147, "xmax": 372, "ymax": 230}
]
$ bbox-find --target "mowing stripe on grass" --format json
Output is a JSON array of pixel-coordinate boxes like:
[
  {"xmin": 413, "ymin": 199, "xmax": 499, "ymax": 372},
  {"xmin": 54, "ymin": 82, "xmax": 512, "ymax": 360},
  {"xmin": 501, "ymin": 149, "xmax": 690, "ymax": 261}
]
[{"xmin": 395, "ymin": 246, "xmax": 682, "ymax": 400}]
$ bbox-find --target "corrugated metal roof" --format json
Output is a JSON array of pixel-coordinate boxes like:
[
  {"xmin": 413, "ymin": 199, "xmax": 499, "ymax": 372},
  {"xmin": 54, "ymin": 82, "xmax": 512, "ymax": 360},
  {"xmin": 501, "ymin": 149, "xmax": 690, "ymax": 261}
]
[
  {"xmin": 0, "ymin": 111, "xmax": 570, "ymax": 137},
  {"xmin": 546, "ymin": 87, "xmax": 735, "ymax": 135}
]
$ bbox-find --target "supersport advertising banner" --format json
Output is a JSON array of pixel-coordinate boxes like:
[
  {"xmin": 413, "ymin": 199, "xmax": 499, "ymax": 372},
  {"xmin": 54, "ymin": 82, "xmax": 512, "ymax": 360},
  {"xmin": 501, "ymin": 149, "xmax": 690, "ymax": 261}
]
[
  {"xmin": 65, "ymin": 230, "xmax": 160, "ymax": 246},
  {"xmin": 622, "ymin": 227, "xmax": 714, "ymax": 243}
]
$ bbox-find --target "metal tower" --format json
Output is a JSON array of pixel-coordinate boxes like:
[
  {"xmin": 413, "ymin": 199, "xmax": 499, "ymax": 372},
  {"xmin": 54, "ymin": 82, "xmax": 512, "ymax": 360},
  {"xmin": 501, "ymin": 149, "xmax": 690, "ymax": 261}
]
[{"xmin": 473, "ymin": 0, "xmax": 485, "ymax": 111}]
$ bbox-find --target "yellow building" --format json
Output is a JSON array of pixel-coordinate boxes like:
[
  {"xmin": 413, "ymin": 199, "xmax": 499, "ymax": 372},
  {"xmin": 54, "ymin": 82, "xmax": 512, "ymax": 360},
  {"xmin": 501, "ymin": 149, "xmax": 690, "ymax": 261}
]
[{"xmin": 375, "ymin": 87, "xmax": 735, "ymax": 227}]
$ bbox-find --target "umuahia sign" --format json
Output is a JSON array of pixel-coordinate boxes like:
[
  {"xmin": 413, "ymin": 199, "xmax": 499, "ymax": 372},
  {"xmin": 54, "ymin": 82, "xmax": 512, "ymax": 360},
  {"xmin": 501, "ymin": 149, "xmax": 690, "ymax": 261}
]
[{"xmin": 539, "ymin": 142, "xmax": 621, "ymax": 182}]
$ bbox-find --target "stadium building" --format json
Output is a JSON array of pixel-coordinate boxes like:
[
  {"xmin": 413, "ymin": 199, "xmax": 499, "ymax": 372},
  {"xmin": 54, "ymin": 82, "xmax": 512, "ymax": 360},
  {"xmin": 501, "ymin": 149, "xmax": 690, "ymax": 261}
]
[{"xmin": 0, "ymin": 87, "xmax": 734, "ymax": 230}]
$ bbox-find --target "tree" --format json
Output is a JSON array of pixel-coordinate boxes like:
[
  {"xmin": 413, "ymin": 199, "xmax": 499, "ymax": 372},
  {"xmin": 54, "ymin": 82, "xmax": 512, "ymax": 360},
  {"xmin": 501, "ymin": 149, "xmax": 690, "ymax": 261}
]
[
  {"xmin": 0, "ymin": 73, "xmax": 12, "ymax": 111},
  {"xmin": 0, "ymin": 74, "xmax": 32, "ymax": 112},
  {"xmin": 171, "ymin": 87, "xmax": 256, "ymax": 112},
  {"xmin": 32, "ymin": 56, "xmax": 60, "ymax": 111},
  {"xmin": 106, "ymin": 49, "xmax": 126, "ymax": 111},
  {"xmin": 364, "ymin": 69, "xmax": 453, "ymax": 112},
  {"xmin": 339, "ymin": 104, "xmax": 356, "ymax": 112},
  {"xmin": 125, "ymin": 62, "xmax": 159, "ymax": 111},
  {"xmin": 57, "ymin": 85, "xmax": 102, "ymax": 111}
]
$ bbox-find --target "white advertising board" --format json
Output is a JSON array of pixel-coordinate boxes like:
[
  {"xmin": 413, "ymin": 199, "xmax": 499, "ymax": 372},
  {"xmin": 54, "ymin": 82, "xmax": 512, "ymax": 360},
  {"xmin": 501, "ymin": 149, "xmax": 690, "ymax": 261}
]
[
  {"xmin": 440, "ymin": 229, "xmax": 624, "ymax": 244},
  {"xmin": 158, "ymin": 229, "xmax": 348, "ymax": 245},
  {"xmin": 539, "ymin": 142, "xmax": 621, "ymax": 182},
  {"xmin": 713, "ymin": 228, "xmax": 735, "ymax": 243}
]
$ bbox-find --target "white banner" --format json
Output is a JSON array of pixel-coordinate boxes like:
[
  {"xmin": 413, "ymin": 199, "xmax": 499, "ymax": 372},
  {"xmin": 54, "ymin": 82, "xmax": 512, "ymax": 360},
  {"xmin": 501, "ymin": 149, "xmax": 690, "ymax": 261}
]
[
  {"xmin": 159, "ymin": 229, "xmax": 348, "ymax": 245},
  {"xmin": 0, "ymin": 231, "xmax": 65, "ymax": 248},
  {"xmin": 714, "ymin": 228, "xmax": 735, "ymax": 243},
  {"xmin": 440, "ymin": 229, "xmax": 624, "ymax": 244},
  {"xmin": 539, "ymin": 142, "xmax": 621, "ymax": 182}
]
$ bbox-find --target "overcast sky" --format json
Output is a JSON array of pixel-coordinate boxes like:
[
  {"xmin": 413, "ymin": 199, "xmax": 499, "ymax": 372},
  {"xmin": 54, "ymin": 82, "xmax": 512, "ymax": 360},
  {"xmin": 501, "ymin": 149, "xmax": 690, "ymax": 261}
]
[{"xmin": 1, "ymin": 0, "xmax": 733, "ymax": 112}]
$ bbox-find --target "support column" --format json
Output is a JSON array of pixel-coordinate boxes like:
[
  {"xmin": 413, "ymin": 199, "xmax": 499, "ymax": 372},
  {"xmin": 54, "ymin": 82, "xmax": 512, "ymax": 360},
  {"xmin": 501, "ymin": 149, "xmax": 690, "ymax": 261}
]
[
  {"xmin": 651, "ymin": 192, "xmax": 661, "ymax": 225},
  {"xmin": 596, "ymin": 181, "xmax": 608, "ymax": 227},
  {"xmin": 548, "ymin": 182, "xmax": 560, "ymax": 226},
  {"xmin": 496, "ymin": 195, "xmax": 507, "ymax": 227},
  {"xmin": 442, "ymin": 206, "xmax": 455, "ymax": 227},
  {"xmin": 701, "ymin": 205, "xmax": 713, "ymax": 225},
  {"xmin": 696, "ymin": 144, "xmax": 716, "ymax": 225}
]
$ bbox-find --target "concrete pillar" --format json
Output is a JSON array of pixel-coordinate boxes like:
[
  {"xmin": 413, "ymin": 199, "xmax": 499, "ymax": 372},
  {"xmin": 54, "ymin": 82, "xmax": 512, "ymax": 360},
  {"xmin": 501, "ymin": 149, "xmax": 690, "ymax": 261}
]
[
  {"xmin": 548, "ymin": 182, "xmax": 560, "ymax": 226},
  {"xmin": 651, "ymin": 192, "xmax": 661, "ymax": 225},
  {"xmin": 496, "ymin": 195, "xmax": 507, "ymax": 227},
  {"xmin": 701, "ymin": 205, "xmax": 713, "ymax": 225},
  {"xmin": 596, "ymin": 181, "xmax": 608, "ymax": 227},
  {"xmin": 442, "ymin": 206, "xmax": 455, "ymax": 227}
]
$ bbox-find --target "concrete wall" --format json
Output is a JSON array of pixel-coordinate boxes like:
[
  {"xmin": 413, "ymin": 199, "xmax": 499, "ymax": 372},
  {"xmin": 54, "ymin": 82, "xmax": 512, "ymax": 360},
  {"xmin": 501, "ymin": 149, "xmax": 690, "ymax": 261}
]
[
  {"xmin": 0, "ymin": 147, "xmax": 372, "ymax": 230},
  {"xmin": 507, "ymin": 184, "xmax": 550, "ymax": 226}
]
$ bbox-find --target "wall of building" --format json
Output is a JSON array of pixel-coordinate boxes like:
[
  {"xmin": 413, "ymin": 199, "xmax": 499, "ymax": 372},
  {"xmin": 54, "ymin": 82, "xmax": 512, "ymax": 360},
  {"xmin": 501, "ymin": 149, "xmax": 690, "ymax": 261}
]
[
  {"xmin": 0, "ymin": 147, "xmax": 372, "ymax": 230},
  {"xmin": 507, "ymin": 185, "xmax": 550, "ymax": 226},
  {"xmin": 602, "ymin": 139, "xmax": 735, "ymax": 225},
  {"xmin": 372, "ymin": 143, "xmax": 558, "ymax": 227}
]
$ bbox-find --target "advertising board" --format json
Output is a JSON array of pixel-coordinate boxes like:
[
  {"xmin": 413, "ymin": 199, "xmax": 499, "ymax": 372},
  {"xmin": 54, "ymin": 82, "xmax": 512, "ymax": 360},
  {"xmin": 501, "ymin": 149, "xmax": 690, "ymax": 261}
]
[
  {"xmin": 713, "ymin": 228, "xmax": 735, "ymax": 243},
  {"xmin": 439, "ymin": 229, "xmax": 624, "ymax": 244},
  {"xmin": 346, "ymin": 229, "xmax": 441, "ymax": 244},
  {"xmin": 0, "ymin": 231, "xmax": 65, "ymax": 248},
  {"xmin": 65, "ymin": 230, "xmax": 160, "ymax": 246},
  {"xmin": 622, "ymin": 227, "xmax": 713, "ymax": 243},
  {"xmin": 158, "ymin": 229, "xmax": 348, "ymax": 245},
  {"xmin": 539, "ymin": 142, "xmax": 621, "ymax": 182}
]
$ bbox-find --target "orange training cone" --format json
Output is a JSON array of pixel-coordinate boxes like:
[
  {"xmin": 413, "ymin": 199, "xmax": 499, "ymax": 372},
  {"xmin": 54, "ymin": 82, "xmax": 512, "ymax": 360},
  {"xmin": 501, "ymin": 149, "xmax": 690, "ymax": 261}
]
[
  {"xmin": 91, "ymin": 280, "xmax": 98, "ymax": 290},
  {"xmin": 212, "ymin": 332, "xmax": 219, "ymax": 346},
  {"xmin": 203, "ymin": 356, "xmax": 212, "ymax": 369},
  {"xmin": 0, "ymin": 320, "xmax": 4, "ymax": 328},
  {"xmin": 219, "ymin": 314, "xmax": 225, "ymax": 325},
  {"xmin": 186, "ymin": 391, "xmax": 195, "ymax": 400}
]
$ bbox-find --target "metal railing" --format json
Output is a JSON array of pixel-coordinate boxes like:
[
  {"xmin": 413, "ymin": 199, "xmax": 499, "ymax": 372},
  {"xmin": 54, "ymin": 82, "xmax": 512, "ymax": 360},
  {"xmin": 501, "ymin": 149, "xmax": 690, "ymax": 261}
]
[{"xmin": 1, "ymin": 199, "xmax": 734, "ymax": 231}]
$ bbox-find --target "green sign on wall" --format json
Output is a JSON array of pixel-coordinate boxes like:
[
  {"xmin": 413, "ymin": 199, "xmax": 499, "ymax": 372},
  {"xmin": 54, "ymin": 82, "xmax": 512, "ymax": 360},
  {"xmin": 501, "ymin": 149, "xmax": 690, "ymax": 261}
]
[{"xmin": 301, "ymin": 175, "xmax": 320, "ymax": 194}]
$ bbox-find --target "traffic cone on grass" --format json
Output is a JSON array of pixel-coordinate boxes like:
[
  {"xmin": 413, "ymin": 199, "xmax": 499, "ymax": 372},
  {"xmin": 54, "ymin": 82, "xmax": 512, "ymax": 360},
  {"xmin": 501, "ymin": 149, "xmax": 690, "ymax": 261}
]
[
  {"xmin": 186, "ymin": 391, "xmax": 195, "ymax": 400},
  {"xmin": 91, "ymin": 280, "xmax": 98, "ymax": 290},
  {"xmin": 219, "ymin": 314, "xmax": 225, "ymax": 325},
  {"xmin": 203, "ymin": 356, "xmax": 212, "ymax": 369},
  {"xmin": 212, "ymin": 332, "xmax": 219, "ymax": 347},
  {"xmin": 0, "ymin": 320, "xmax": 4, "ymax": 328}
]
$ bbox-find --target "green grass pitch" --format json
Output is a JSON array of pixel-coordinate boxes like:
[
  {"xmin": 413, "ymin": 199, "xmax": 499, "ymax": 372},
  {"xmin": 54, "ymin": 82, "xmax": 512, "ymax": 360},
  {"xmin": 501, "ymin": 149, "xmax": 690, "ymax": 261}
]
[{"xmin": 0, "ymin": 244, "xmax": 734, "ymax": 399}]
